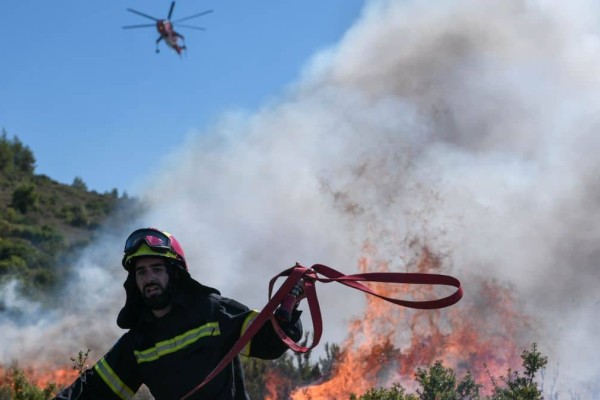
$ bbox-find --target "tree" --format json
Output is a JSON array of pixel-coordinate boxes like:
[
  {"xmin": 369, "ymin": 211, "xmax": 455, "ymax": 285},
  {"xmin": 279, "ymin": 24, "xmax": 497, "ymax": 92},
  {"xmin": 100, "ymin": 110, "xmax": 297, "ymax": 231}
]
[
  {"xmin": 489, "ymin": 343, "xmax": 547, "ymax": 400},
  {"xmin": 71, "ymin": 177, "xmax": 88, "ymax": 191},
  {"xmin": 0, "ymin": 129, "xmax": 36, "ymax": 175},
  {"xmin": 11, "ymin": 183, "xmax": 38, "ymax": 214},
  {"xmin": 415, "ymin": 361, "xmax": 481, "ymax": 400},
  {"xmin": 12, "ymin": 136, "xmax": 36, "ymax": 175},
  {"xmin": 66, "ymin": 204, "xmax": 90, "ymax": 227}
]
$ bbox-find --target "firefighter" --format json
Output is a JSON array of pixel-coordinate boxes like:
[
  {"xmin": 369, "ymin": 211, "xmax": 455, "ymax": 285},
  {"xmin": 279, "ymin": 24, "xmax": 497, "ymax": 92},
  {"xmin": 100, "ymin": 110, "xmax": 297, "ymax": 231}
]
[{"xmin": 53, "ymin": 227, "xmax": 304, "ymax": 400}]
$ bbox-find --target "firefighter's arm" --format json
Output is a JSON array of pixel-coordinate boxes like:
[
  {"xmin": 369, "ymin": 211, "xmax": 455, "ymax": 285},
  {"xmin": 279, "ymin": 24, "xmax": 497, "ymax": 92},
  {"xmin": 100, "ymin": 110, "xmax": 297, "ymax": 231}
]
[
  {"xmin": 53, "ymin": 333, "xmax": 142, "ymax": 400},
  {"xmin": 247, "ymin": 305, "xmax": 303, "ymax": 359},
  {"xmin": 220, "ymin": 285, "xmax": 304, "ymax": 360},
  {"xmin": 232, "ymin": 309, "xmax": 302, "ymax": 360},
  {"xmin": 217, "ymin": 295, "xmax": 302, "ymax": 360}
]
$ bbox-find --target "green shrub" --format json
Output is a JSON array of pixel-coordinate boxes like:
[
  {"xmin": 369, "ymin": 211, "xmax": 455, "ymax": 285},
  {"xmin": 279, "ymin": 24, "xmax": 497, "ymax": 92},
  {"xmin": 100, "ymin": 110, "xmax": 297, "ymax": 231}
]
[
  {"xmin": 11, "ymin": 184, "xmax": 38, "ymax": 214},
  {"xmin": 489, "ymin": 343, "xmax": 547, "ymax": 400},
  {"xmin": 415, "ymin": 361, "xmax": 481, "ymax": 400},
  {"xmin": 351, "ymin": 383, "xmax": 417, "ymax": 400},
  {"xmin": 71, "ymin": 177, "xmax": 87, "ymax": 191}
]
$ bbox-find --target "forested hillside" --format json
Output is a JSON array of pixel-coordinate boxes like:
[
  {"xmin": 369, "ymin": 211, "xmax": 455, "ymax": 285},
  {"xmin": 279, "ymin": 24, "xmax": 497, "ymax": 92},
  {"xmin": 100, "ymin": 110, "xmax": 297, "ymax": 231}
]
[{"xmin": 0, "ymin": 130, "xmax": 140, "ymax": 296}]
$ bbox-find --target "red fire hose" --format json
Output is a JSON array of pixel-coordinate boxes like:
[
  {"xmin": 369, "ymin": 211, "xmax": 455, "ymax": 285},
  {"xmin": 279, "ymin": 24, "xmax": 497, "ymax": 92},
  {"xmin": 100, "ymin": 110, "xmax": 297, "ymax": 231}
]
[{"xmin": 181, "ymin": 263, "xmax": 463, "ymax": 399}]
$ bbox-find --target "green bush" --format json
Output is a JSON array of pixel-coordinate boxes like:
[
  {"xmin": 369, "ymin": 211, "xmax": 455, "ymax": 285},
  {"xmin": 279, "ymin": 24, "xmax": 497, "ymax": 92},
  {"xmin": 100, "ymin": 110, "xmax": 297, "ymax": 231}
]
[
  {"xmin": 66, "ymin": 204, "xmax": 89, "ymax": 227},
  {"xmin": 11, "ymin": 184, "xmax": 38, "ymax": 214},
  {"xmin": 71, "ymin": 177, "xmax": 87, "ymax": 191},
  {"xmin": 489, "ymin": 343, "xmax": 547, "ymax": 400},
  {"xmin": 415, "ymin": 361, "xmax": 481, "ymax": 400},
  {"xmin": 351, "ymin": 383, "xmax": 417, "ymax": 400}
]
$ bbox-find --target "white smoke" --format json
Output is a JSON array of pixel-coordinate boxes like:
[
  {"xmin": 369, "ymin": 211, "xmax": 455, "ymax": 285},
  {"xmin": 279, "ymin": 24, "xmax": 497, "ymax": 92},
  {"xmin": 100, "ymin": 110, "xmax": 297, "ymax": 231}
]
[
  {"xmin": 0, "ymin": 235, "xmax": 125, "ymax": 365},
  {"xmin": 2, "ymin": 0, "xmax": 600, "ymax": 397}
]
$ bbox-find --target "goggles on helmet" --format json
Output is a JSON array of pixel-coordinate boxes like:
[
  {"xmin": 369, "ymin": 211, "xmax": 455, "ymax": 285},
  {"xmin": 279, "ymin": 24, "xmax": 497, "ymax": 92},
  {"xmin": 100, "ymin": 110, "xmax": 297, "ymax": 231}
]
[
  {"xmin": 124, "ymin": 228, "xmax": 173, "ymax": 256},
  {"xmin": 122, "ymin": 228, "xmax": 188, "ymax": 272}
]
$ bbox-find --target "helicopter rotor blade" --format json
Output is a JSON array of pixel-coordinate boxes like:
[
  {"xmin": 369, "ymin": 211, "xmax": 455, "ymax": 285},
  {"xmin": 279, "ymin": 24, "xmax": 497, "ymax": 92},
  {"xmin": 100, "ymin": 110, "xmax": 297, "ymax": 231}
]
[
  {"xmin": 172, "ymin": 9, "xmax": 214, "ymax": 24},
  {"xmin": 122, "ymin": 23, "xmax": 156, "ymax": 29},
  {"xmin": 126, "ymin": 8, "xmax": 160, "ymax": 22},
  {"xmin": 167, "ymin": 1, "xmax": 176, "ymax": 20},
  {"xmin": 176, "ymin": 24, "xmax": 207, "ymax": 31}
]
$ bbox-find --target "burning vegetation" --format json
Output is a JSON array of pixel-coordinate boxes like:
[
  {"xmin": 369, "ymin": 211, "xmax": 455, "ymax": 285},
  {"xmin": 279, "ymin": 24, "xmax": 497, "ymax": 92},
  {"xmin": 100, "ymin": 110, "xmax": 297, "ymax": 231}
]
[
  {"xmin": 0, "ymin": 349, "xmax": 87, "ymax": 399},
  {"xmin": 3, "ymin": 248, "xmax": 541, "ymax": 399},
  {"xmin": 0, "ymin": 364, "xmax": 76, "ymax": 399},
  {"xmin": 261, "ymin": 247, "xmax": 535, "ymax": 399}
]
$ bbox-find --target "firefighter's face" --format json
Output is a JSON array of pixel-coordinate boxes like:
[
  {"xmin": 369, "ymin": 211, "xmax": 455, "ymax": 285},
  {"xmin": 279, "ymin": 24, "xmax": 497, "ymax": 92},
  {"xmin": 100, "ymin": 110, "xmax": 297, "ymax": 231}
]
[{"xmin": 134, "ymin": 257, "xmax": 171, "ymax": 308}]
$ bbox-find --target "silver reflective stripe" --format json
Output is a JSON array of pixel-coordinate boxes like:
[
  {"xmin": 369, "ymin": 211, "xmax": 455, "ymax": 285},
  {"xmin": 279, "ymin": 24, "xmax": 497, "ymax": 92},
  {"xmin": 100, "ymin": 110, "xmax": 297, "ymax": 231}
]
[
  {"xmin": 240, "ymin": 310, "xmax": 259, "ymax": 357},
  {"xmin": 134, "ymin": 321, "xmax": 221, "ymax": 364},
  {"xmin": 94, "ymin": 357, "xmax": 135, "ymax": 399}
]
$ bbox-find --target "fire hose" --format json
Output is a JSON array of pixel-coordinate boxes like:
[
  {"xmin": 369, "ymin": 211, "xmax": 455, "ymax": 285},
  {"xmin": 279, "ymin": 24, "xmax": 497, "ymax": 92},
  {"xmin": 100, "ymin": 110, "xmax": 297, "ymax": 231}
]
[{"xmin": 181, "ymin": 262, "xmax": 463, "ymax": 400}]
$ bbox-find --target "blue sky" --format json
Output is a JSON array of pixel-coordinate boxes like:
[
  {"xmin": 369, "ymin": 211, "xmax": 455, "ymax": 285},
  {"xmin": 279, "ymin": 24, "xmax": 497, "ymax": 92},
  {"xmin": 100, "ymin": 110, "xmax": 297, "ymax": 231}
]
[{"xmin": 1, "ymin": 0, "xmax": 365, "ymax": 195}]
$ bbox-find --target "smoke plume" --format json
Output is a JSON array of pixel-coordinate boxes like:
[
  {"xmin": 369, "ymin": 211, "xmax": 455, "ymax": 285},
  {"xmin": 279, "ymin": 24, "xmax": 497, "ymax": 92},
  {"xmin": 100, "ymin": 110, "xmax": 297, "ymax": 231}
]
[{"xmin": 2, "ymin": 0, "xmax": 600, "ymax": 397}]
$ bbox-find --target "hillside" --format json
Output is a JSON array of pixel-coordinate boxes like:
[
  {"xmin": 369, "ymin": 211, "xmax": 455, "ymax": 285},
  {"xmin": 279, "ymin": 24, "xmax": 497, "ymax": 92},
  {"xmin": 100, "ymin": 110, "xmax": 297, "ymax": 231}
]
[{"xmin": 0, "ymin": 130, "xmax": 140, "ymax": 295}]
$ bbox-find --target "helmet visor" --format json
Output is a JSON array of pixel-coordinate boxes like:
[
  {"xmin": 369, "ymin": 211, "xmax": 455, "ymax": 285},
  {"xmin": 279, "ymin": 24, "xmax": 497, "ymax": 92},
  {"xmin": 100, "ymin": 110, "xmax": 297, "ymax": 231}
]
[{"xmin": 124, "ymin": 228, "xmax": 172, "ymax": 256}]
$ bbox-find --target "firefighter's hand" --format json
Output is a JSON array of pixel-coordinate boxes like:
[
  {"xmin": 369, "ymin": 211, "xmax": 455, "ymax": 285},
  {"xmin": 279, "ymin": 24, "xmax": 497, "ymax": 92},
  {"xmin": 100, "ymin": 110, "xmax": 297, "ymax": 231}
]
[
  {"xmin": 292, "ymin": 279, "xmax": 306, "ymax": 301},
  {"xmin": 275, "ymin": 279, "xmax": 306, "ymax": 322}
]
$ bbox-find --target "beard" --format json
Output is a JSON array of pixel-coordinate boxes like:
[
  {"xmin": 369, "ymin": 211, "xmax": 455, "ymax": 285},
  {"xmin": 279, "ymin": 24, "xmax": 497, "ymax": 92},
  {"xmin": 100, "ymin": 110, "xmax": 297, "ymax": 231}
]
[{"xmin": 142, "ymin": 281, "xmax": 174, "ymax": 310}]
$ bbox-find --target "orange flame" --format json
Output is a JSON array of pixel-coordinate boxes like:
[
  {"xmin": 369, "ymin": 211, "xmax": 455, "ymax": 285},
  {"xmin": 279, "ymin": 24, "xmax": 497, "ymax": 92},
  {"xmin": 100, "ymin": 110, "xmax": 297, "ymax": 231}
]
[
  {"xmin": 0, "ymin": 364, "xmax": 79, "ymax": 390},
  {"xmin": 264, "ymin": 369, "xmax": 292, "ymax": 400},
  {"xmin": 287, "ymin": 246, "xmax": 530, "ymax": 399},
  {"xmin": 32, "ymin": 367, "xmax": 80, "ymax": 389}
]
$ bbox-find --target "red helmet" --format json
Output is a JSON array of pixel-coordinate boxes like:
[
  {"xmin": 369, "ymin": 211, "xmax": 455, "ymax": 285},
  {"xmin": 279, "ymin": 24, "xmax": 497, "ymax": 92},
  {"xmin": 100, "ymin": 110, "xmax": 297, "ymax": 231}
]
[{"xmin": 121, "ymin": 227, "xmax": 187, "ymax": 272}]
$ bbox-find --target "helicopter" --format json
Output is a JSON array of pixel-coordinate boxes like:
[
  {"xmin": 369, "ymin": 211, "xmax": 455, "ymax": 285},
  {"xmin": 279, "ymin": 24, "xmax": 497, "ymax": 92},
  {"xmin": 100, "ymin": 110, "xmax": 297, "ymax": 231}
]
[{"xmin": 123, "ymin": 1, "xmax": 213, "ymax": 55}]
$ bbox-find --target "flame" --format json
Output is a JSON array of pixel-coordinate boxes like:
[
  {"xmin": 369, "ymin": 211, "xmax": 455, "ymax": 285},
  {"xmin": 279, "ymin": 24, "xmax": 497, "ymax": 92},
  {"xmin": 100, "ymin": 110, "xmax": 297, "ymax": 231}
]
[
  {"xmin": 32, "ymin": 367, "xmax": 80, "ymax": 389},
  {"xmin": 287, "ymin": 247, "xmax": 530, "ymax": 399},
  {"xmin": 0, "ymin": 364, "xmax": 79, "ymax": 390},
  {"xmin": 264, "ymin": 369, "xmax": 293, "ymax": 400},
  {"xmin": 264, "ymin": 370, "xmax": 278, "ymax": 400}
]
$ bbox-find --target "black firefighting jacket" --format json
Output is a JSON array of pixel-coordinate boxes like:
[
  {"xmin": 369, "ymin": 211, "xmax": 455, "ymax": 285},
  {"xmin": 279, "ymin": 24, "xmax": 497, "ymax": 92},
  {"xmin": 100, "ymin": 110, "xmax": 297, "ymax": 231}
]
[{"xmin": 53, "ymin": 278, "xmax": 302, "ymax": 400}]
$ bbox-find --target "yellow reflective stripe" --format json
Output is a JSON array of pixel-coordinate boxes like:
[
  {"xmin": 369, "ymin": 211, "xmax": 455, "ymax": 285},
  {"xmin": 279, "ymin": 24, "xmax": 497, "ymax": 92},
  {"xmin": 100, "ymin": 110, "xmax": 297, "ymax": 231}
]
[
  {"xmin": 94, "ymin": 357, "xmax": 135, "ymax": 400},
  {"xmin": 134, "ymin": 322, "xmax": 220, "ymax": 364},
  {"xmin": 240, "ymin": 310, "xmax": 259, "ymax": 357}
]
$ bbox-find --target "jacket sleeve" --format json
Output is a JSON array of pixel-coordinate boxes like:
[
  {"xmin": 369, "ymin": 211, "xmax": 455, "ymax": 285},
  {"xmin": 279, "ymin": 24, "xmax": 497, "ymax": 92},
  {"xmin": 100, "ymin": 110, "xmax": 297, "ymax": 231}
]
[
  {"xmin": 248, "ymin": 308, "xmax": 303, "ymax": 359},
  {"xmin": 217, "ymin": 296, "xmax": 303, "ymax": 360},
  {"xmin": 53, "ymin": 333, "xmax": 142, "ymax": 400}
]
